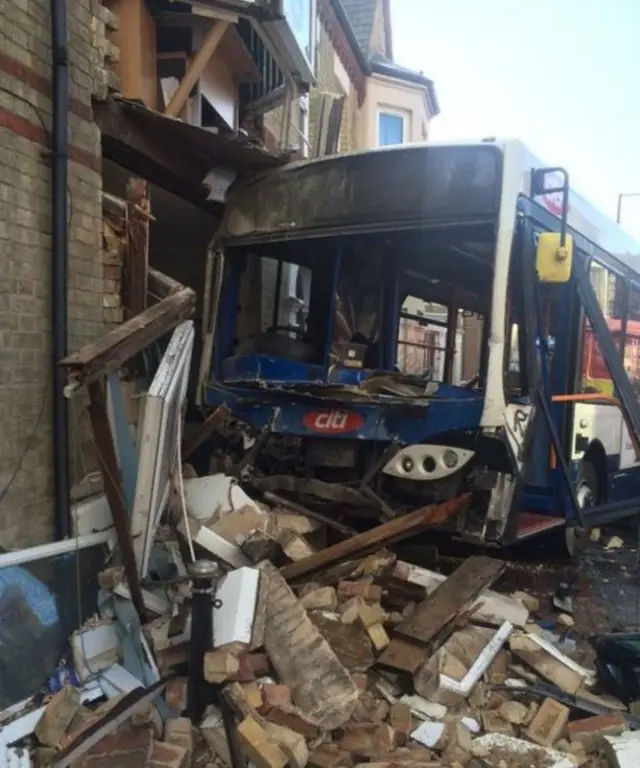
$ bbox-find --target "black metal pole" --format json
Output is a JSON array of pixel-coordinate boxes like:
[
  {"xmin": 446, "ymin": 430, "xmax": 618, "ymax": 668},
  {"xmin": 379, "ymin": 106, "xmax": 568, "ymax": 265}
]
[
  {"xmin": 51, "ymin": 0, "xmax": 70, "ymax": 539},
  {"xmin": 187, "ymin": 559, "xmax": 219, "ymax": 722}
]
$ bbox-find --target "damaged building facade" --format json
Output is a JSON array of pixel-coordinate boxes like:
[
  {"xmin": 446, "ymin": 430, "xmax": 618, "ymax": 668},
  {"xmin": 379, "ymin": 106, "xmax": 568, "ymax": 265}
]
[{"xmin": 0, "ymin": 0, "xmax": 438, "ymax": 548}]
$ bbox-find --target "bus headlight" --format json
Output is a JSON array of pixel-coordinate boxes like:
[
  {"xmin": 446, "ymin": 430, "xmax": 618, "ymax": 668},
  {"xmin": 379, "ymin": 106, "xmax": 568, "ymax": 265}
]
[
  {"xmin": 401, "ymin": 456, "xmax": 414, "ymax": 473},
  {"xmin": 443, "ymin": 450, "xmax": 459, "ymax": 469}
]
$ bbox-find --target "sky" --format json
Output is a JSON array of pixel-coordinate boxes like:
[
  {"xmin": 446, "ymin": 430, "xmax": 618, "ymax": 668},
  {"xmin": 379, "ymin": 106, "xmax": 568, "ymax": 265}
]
[{"xmin": 391, "ymin": 0, "xmax": 640, "ymax": 239}]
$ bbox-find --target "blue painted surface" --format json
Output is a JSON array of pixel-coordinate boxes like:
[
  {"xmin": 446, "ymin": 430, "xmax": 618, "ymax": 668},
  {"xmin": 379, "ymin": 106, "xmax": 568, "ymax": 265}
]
[
  {"xmin": 206, "ymin": 382, "xmax": 484, "ymax": 443},
  {"xmin": 0, "ymin": 566, "xmax": 58, "ymax": 629}
]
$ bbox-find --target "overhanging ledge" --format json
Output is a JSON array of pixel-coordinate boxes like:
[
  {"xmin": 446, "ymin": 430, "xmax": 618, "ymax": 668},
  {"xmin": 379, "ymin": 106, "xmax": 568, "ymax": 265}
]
[{"xmin": 93, "ymin": 96, "xmax": 290, "ymax": 213}]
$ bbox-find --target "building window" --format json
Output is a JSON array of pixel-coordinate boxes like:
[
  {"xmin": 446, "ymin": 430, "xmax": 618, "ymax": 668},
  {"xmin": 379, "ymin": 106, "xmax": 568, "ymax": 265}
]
[{"xmin": 378, "ymin": 111, "xmax": 406, "ymax": 146}]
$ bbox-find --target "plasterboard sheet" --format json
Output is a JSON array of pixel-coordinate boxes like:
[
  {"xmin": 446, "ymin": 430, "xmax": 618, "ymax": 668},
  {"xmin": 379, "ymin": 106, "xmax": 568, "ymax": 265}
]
[
  {"xmin": 213, "ymin": 567, "xmax": 259, "ymax": 647},
  {"xmin": 184, "ymin": 474, "xmax": 261, "ymax": 522},
  {"xmin": 132, "ymin": 321, "xmax": 195, "ymax": 576}
]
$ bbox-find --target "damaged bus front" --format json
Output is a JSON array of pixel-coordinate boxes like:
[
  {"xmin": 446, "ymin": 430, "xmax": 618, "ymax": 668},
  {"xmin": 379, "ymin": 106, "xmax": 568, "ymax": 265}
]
[{"xmin": 200, "ymin": 140, "xmax": 560, "ymax": 547}]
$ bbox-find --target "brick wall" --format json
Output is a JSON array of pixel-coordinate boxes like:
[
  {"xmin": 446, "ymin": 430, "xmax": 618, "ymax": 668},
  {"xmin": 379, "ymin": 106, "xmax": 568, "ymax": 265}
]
[
  {"xmin": 308, "ymin": 15, "xmax": 356, "ymax": 154},
  {"xmin": 0, "ymin": 0, "xmax": 111, "ymax": 548}
]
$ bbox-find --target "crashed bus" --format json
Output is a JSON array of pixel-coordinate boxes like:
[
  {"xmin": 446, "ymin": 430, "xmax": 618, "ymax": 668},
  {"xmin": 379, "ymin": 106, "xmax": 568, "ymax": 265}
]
[{"xmin": 200, "ymin": 138, "xmax": 640, "ymax": 554}]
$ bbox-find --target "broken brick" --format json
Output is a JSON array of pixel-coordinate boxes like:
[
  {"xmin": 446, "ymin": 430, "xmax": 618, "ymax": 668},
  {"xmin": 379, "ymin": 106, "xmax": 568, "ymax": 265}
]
[
  {"xmin": 365, "ymin": 623, "xmax": 390, "ymax": 652},
  {"xmin": 164, "ymin": 717, "xmax": 193, "ymax": 760},
  {"xmin": 261, "ymin": 703, "xmax": 322, "ymax": 739},
  {"xmin": 308, "ymin": 743, "xmax": 354, "ymax": 768},
  {"xmin": 204, "ymin": 650, "xmax": 241, "ymax": 683},
  {"xmin": 480, "ymin": 711, "xmax": 514, "ymax": 737},
  {"xmin": 340, "ymin": 597, "xmax": 365, "ymax": 625},
  {"xmin": 224, "ymin": 682, "xmax": 260, "ymax": 718},
  {"xmin": 498, "ymin": 700, "xmax": 529, "ymax": 725},
  {"xmin": 567, "ymin": 711, "xmax": 626, "ymax": 753},
  {"xmin": 526, "ymin": 697, "xmax": 570, "ymax": 747},
  {"xmin": 351, "ymin": 673, "xmax": 369, "ymax": 692},
  {"xmin": 246, "ymin": 652, "xmax": 271, "ymax": 677},
  {"xmin": 237, "ymin": 716, "xmax": 288, "ymax": 768},
  {"xmin": 262, "ymin": 684, "xmax": 292, "ymax": 709},
  {"xmin": 263, "ymin": 721, "xmax": 309, "ymax": 768},
  {"xmin": 338, "ymin": 723, "xmax": 396, "ymax": 758},
  {"xmin": 300, "ymin": 587, "xmax": 338, "ymax": 612},
  {"xmin": 441, "ymin": 720, "xmax": 472, "ymax": 764},
  {"xmin": 357, "ymin": 603, "xmax": 387, "ymax": 629},
  {"xmin": 239, "ymin": 682, "xmax": 264, "ymax": 710},
  {"xmin": 75, "ymin": 723, "xmax": 154, "ymax": 768},
  {"xmin": 165, "ymin": 677, "xmax": 188, "ymax": 713},
  {"xmin": 337, "ymin": 580, "xmax": 382, "ymax": 603},
  {"xmin": 278, "ymin": 529, "xmax": 315, "ymax": 562},
  {"xmin": 390, "ymin": 702, "xmax": 413, "ymax": 745},
  {"xmin": 35, "ymin": 685, "xmax": 81, "ymax": 747},
  {"xmin": 149, "ymin": 740, "xmax": 189, "ymax": 768}
]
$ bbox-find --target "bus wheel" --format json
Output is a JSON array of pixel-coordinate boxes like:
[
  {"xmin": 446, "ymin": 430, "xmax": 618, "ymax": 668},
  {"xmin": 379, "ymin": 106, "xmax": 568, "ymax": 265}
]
[{"xmin": 566, "ymin": 461, "xmax": 598, "ymax": 557}]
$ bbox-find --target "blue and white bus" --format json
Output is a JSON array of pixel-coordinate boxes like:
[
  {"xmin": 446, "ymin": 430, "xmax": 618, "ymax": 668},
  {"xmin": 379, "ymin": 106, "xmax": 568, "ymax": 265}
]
[{"xmin": 201, "ymin": 138, "xmax": 640, "ymax": 554}]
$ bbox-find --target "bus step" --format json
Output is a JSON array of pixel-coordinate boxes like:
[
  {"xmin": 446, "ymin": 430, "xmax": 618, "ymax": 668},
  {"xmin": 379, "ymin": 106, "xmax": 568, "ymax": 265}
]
[{"xmin": 514, "ymin": 511, "xmax": 565, "ymax": 542}]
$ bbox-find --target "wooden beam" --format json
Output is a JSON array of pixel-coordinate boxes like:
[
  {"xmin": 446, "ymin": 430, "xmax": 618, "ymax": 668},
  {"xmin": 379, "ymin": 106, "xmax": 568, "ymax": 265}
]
[
  {"xmin": 148, "ymin": 266, "xmax": 184, "ymax": 299},
  {"xmin": 87, "ymin": 380, "xmax": 147, "ymax": 622},
  {"xmin": 279, "ymin": 496, "xmax": 469, "ymax": 583},
  {"xmin": 61, "ymin": 287, "xmax": 196, "ymax": 393},
  {"xmin": 182, "ymin": 405, "xmax": 231, "ymax": 461},
  {"xmin": 165, "ymin": 21, "xmax": 230, "ymax": 118},
  {"xmin": 94, "ymin": 100, "xmax": 221, "ymax": 215},
  {"xmin": 262, "ymin": 491, "xmax": 356, "ymax": 538},
  {"xmin": 393, "ymin": 555, "xmax": 505, "ymax": 646}
]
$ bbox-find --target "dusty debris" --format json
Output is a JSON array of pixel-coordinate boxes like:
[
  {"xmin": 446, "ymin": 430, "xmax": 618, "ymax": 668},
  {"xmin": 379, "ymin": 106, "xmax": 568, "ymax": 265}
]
[
  {"xmin": 3, "ymin": 439, "xmax": 625, "ymax": 768},
  {"xmin": 526, "ymin": 697, "xmax": 570, "ymax": 747}
]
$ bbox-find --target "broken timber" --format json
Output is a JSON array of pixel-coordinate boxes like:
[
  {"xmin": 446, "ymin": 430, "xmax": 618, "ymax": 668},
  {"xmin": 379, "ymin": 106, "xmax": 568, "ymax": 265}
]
[
  {"xmin": 280, "ymin": 496, "xmax": 469, "ymax": 583},
  {"xmin": 376, "ymin": 556, "xmax": 505, "ymax": 675},
  {"xmin": 182, "ymin": 405, "xmax": 230, "ymax": 461},
  {"xmin": 61, "ymin": 285, "xmax": 196, "ymax": 394},
  {"xmin": 394, "ymin": 555, "xmax": 505, "ymax": 645},
  {"xmin": 87, "ymin": 380, "xmax": 147, "ymax": 621},
  {"xmin": 263, "ymin": 491, "xmax": 357, "ymax": 538}
]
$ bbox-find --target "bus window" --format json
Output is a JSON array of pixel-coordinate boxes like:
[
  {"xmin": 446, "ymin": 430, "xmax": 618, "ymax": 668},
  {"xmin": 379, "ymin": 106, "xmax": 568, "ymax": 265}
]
[
  {"xmin": 625, "ymin": 286, "xmax": 640, "ymax": 396},
  {"xmin": 580, "ymin": 261, "xmax": 624, "ymax": 395},
  {"xmin": 460, "ymin": 312, "xmax": 484, "ymax": 385},
  {"xmin": 396, "ymin": 298, "xmax": 464, "ymax": 383}
]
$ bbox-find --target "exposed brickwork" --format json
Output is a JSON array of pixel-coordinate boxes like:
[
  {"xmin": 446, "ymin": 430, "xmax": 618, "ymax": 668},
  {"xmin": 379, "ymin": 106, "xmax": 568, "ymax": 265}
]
[
  {"xmin": 308, "ymin": 12, "xmax": 361, "ymax": 154},
  {"xmin": 0, "ymin": 0, "xmax": 111, "ymax": 547}
]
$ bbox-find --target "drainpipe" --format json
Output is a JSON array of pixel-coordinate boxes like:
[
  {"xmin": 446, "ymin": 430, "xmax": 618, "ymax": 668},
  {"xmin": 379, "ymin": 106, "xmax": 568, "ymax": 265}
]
[{"xmin": 51, "ymin": 0, "xmax": 70, "ymax": 539}]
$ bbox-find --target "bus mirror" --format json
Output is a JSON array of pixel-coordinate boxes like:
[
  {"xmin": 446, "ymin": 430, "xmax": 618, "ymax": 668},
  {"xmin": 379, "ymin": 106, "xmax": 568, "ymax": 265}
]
[{"xmin": 536, "ymin": 232, "xmax": 573, "ymax": 283}]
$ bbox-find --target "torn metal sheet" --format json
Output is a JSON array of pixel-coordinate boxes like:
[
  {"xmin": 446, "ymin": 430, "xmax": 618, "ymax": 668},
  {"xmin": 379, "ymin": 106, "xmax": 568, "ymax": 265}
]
[{"xmin": 131, "ymin": 320, "xmax": 195, "ymax": 577}]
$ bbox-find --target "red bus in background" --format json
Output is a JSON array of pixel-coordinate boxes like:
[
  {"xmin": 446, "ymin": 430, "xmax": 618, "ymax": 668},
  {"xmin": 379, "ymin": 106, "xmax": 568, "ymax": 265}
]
[{"xmin": 583, "ymin": 318, "xmax": 640, "ymax": 395}]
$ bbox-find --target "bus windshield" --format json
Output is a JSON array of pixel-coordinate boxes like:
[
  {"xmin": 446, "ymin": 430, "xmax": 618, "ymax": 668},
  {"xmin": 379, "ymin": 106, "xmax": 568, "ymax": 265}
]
[{"xmin": 226, "ymin": 223, "xmax": 494, "ymax": 390}]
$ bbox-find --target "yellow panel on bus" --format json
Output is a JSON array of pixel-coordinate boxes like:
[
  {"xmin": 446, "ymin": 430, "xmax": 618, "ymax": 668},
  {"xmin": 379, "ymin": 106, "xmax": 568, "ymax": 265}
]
[{"xmin": 536, "ymin": 232, "xmax": 573, "ymax": 283}]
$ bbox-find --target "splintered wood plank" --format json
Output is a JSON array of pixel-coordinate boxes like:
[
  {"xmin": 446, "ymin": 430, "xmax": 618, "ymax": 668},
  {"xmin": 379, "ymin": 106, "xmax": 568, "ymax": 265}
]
[
  {"xmin": 61, "ymin": 287, "xmax": 196, "ymax": 389},
  {"xmin": 258, "ymin": 562, "xmax": 358, "ymax": 730},
  {"xmin": 394, "ymin": 556, "xmax": 505, "ymax": 646},
  {"xmin": 280, "ymin": 496, "xmax": 468, "ymax": 583}
]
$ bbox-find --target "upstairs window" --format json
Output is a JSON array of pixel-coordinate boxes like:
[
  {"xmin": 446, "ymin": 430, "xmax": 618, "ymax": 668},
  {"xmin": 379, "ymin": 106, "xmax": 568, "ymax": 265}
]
[{"xmin": 378, "ymin": 110, "xmax": 406, "ymax": 146}]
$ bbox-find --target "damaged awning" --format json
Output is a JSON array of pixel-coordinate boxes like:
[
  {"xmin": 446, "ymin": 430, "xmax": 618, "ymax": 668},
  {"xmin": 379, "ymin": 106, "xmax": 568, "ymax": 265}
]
[{"xmin": 94, "ymin": 96, "xmax": 289, "ymax": 214}]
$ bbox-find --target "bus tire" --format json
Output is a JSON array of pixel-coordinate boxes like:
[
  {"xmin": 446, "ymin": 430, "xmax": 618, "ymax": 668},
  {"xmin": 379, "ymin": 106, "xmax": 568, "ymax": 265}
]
[{"xmin": 566, "ymin": 460, "xmax": 598, "ymax": 558}]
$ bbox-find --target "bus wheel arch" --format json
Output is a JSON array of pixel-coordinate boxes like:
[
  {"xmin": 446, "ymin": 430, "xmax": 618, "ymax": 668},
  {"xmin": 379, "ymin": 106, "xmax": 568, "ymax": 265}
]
[
  {"xmin": 580, "ymin": 440, "xmax": 608, "ymax": 505},
  {"xmin": 565, "ymin": 441, "xmax": 606, "ymax": 558}
]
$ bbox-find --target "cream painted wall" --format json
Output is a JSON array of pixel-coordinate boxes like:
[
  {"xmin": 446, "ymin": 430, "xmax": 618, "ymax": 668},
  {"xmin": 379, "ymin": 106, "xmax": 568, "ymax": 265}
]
[{"xmin": 356, "ymin": 73, "xmax": 428, "ymax": 150}]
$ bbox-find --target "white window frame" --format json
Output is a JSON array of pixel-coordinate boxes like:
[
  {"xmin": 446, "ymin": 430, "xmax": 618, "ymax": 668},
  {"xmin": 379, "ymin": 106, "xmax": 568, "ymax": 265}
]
[{"xmin": 376, "ymin": 107, "xmax": 409, "ymax": 147}]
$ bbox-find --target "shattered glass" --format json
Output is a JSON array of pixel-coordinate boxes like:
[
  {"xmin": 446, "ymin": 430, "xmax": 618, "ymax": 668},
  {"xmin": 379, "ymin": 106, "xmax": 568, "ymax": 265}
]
[{"xmin": 0, "ymin": 542, "xmax": 107, "ymax": 708}]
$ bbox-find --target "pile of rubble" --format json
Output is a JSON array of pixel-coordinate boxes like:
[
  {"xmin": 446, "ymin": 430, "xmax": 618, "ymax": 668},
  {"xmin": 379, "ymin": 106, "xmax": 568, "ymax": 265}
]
[{"xmin": 3, "ymin": 473, "xmax": 639, "ymax": 768}]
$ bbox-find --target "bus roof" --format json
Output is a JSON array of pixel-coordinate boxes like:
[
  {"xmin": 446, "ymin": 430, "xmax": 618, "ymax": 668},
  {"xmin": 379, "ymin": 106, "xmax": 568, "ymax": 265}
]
[{"xmin": 223, "ymin": 138, "xmax": 640, "ymax": 276}]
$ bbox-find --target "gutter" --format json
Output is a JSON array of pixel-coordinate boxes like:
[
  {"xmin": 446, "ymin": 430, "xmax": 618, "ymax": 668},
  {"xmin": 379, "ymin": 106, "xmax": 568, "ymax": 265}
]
[{"xmin": 51, "ymin": 0, "xmax": 71, "ymax": 539}]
